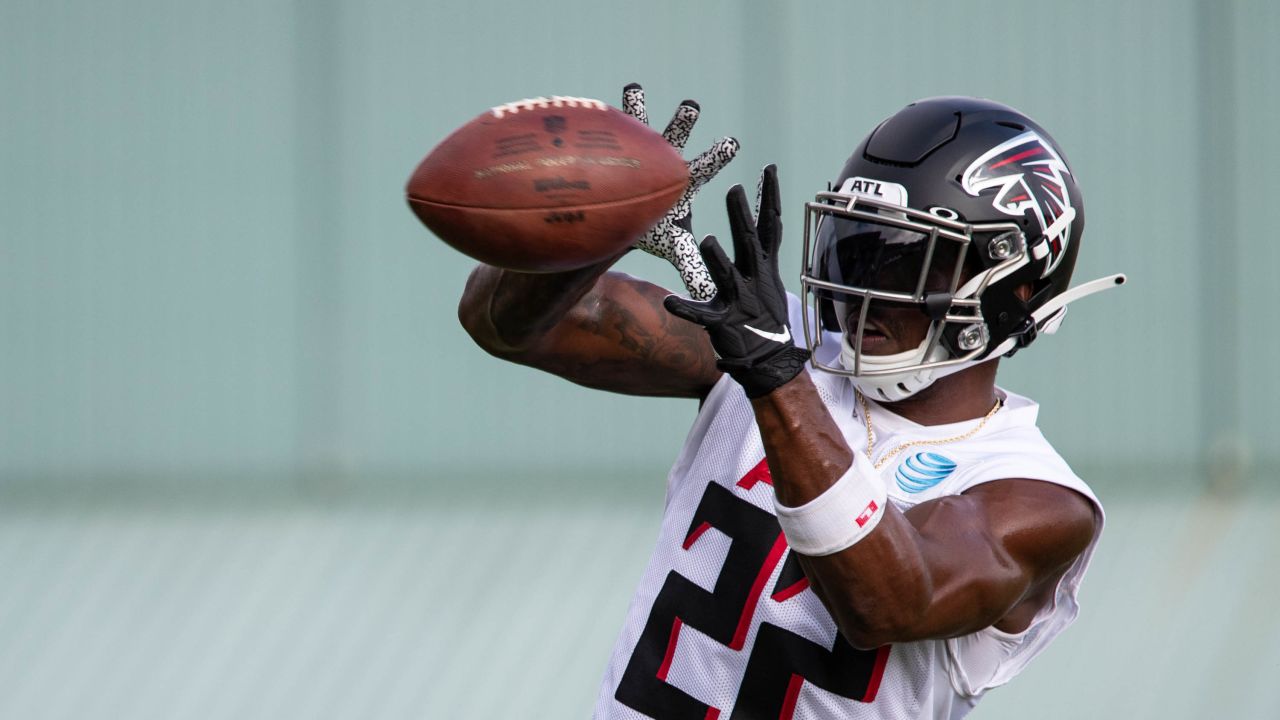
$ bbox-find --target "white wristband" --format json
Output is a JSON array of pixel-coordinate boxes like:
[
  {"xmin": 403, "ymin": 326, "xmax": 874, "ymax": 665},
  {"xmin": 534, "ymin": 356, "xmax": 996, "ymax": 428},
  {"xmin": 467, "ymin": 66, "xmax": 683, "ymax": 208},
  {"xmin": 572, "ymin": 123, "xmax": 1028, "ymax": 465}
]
[{"xmin": 773, "ymin": 452, "xmax": 888, "ymax": 556}]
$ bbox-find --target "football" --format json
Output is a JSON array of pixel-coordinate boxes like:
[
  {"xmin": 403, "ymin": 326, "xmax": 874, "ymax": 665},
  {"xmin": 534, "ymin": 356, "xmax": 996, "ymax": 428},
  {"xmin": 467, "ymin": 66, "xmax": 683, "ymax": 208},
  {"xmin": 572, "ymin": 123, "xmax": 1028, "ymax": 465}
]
[{"xmin": 406, "ymin": 96, "xmax": 688, "ymax": 272}]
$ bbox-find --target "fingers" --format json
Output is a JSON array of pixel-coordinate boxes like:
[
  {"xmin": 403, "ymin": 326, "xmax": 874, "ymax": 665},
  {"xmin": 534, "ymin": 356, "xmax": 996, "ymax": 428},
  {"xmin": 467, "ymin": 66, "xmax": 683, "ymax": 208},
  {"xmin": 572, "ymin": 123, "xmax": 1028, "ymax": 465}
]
[
  {"xmin": 621, "ymin": 82, "xmax": 737, "ymax": 190},
  {"xmin": 674, "ymin": 208, "xmax": 693, "ymax": 234},
  {"xmin": 621, "ymin": 83, "xmax": 647, "ymax": 126},
  {"xmin": 665, "ymin": 228, "xmax": 715, "ymax": 300},
  {"xmin": 725, "ymin": 185, "xmax": 759, "ymax": 278},
  {"xmin": 679, "ymin": 264, "xmax": 717, "ymax": 301},
  {"xmin": 698, "ymin": 235, "xmax": 739, "ymax": 301},
  {"xmin": 757, "ymin": 164, "xmax": 781, "ymax": 218},
  {"xmin": 686, "ymin": 137, "xmax": 740, "ymax": 194},
  {"xmin": 754, "ymin": 167, "xmax": 764, "ymax": 219},
  {"xmin": 755, "ymin": 164, "xmax": 783, "ymax": 258},
  {"xmin": 660, "ymin": 100, "xmax": 700, "ymax": 151},
  {"xmin": 664, "ymin": 294, "xmax": 722, "ymax": 326},
  {"xmin": 633, "ymin": 215, "xmax": 677, "ymax": 257}
]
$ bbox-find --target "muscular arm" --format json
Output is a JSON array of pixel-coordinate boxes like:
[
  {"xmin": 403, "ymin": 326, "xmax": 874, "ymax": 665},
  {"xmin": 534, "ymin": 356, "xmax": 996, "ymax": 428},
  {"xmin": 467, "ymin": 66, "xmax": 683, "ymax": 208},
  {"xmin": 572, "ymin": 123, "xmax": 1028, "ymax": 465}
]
[
  {"xmin": 753, "ymin": 373, "xmax": 1098, "ymax": 650},
  {"xmin": 458, "ymin": 259, "xmax": 722, "ymax": 398}
]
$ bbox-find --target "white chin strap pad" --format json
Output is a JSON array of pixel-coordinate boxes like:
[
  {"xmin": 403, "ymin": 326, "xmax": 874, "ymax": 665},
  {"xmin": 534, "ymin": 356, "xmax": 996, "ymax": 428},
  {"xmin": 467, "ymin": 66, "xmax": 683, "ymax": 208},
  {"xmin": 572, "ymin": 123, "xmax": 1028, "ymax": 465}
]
[
  {"xmin": 833, "ymin": 303, "xmax": 944, "ymax": 402},
  {"xmin": 849, "ymin": 354, "xmax": 990, "ymax": 402},
  {"xmin": 838, "ymin": 325, "xmax": 957, "ymax": 402},
  {"xmin": 849, "ymin": 365, "xmax": 934, "ymax": 402}
]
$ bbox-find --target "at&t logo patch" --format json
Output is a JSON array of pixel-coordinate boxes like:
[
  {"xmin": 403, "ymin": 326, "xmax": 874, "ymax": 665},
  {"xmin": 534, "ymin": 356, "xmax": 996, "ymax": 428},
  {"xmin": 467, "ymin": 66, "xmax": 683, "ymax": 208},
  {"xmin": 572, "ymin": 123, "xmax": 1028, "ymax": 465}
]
[{"xmin": 895, "ymin": 453, "xmax": 957, "ymax": 493}]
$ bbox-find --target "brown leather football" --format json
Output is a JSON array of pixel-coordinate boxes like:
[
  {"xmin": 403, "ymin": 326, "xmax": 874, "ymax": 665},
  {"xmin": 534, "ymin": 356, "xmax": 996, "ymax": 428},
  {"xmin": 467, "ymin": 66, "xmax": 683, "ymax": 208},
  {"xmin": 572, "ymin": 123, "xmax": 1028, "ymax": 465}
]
[{"xmin": 406, "ymin": 96, "xmax": 688, "ymax": 272}]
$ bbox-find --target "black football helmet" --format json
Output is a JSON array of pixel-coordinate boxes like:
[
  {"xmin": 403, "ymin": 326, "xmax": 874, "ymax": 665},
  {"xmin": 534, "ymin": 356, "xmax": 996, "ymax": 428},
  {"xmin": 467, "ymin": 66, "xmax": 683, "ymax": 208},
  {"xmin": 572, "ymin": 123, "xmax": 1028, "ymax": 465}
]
[{"xmin": 799, "ymin": 96, "xmax": 1125, "ymax": 401}]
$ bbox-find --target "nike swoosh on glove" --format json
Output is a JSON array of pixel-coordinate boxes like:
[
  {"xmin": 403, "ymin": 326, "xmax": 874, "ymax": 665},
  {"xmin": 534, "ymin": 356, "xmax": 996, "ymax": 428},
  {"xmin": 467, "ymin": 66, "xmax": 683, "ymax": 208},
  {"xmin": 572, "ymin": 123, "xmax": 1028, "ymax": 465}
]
[{"xmin": 664, "ymin": 164, "xmax": 810, "ymax": 398}]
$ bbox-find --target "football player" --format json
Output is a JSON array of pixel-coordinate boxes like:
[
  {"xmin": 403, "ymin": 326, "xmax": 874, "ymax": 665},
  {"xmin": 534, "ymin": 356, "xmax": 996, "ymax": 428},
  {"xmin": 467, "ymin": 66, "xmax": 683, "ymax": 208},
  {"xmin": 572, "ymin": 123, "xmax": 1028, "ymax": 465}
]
[{"xmin": 458, "ymin": 85, "xmax": 1124, "ymax": 719}]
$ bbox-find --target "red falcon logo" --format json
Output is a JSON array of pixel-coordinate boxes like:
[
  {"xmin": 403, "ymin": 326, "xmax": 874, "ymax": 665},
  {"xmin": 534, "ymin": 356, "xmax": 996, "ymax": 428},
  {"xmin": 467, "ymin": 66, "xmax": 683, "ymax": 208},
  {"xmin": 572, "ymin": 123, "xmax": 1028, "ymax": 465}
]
[{"xmin": 961, "ymin": 131, "xmax": 1077, "ymax": 276}]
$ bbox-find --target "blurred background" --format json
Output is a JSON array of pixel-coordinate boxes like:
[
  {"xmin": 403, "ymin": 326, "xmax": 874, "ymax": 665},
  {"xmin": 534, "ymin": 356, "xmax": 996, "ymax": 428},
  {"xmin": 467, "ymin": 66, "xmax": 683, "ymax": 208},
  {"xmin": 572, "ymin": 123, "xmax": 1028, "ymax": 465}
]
[{"xmin": 2, "ymin": 0, "xmax": 1277, "ymax": 717}]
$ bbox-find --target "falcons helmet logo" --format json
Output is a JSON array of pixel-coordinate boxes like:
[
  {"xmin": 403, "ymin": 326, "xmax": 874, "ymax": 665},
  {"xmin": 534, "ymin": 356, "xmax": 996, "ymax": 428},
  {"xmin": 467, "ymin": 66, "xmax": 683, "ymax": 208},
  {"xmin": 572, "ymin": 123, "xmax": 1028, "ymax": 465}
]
[{"xmin": 961, "ymin": 131, "xmax": 1077, "ymax": 276}]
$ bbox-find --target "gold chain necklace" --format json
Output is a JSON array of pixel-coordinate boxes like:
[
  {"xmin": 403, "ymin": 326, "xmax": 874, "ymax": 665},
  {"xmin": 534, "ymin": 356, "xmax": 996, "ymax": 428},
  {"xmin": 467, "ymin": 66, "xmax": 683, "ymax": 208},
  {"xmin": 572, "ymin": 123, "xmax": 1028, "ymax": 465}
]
[{"xmin": 857, "ymin": 390, "xmax": 1003, "ymax": 471}]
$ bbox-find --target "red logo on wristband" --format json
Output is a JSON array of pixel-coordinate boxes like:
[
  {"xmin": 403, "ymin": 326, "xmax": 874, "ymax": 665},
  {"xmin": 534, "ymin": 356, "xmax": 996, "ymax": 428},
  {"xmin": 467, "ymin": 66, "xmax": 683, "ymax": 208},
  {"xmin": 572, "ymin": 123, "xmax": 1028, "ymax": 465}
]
[{"xmin": 855, "ymin": 500, "xmax": 880, "ymax": 528}]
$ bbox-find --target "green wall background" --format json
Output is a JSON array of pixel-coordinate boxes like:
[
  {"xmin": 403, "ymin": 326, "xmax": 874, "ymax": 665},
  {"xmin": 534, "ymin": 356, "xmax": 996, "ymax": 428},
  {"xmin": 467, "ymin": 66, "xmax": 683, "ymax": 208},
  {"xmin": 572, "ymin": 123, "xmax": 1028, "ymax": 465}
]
[
  {"xmin": 2, "ymin": 1, "xmax": 1278, "ymax": 718},
  {"xmin": 5, "ymin": 0, "xmax": 1274, "ymax": 489}
]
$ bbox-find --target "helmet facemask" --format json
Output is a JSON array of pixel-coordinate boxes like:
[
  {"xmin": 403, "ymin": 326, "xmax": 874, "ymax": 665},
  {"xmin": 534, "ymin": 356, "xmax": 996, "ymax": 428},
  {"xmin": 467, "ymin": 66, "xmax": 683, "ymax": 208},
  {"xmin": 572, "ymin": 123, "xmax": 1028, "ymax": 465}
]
[{"xmin": 800, "ymin": 190, "xmax": 1030, "ymax": 402}]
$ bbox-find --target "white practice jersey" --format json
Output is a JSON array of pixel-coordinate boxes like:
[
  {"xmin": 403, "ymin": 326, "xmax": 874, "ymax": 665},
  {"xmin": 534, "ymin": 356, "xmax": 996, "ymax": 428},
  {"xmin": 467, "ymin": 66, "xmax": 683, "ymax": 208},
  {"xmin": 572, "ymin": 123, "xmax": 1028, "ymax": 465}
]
[{"xmin": 593, "ymin": 296, "xmax": 1103, "ymax": 720}]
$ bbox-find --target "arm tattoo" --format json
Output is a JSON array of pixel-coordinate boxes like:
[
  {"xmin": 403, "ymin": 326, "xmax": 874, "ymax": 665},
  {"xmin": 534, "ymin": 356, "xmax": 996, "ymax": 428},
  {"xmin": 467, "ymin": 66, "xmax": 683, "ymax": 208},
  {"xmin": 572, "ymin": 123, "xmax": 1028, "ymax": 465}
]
[{"xmin": 555, "ymin": 282, "xmax": 719, "ymax": 396}]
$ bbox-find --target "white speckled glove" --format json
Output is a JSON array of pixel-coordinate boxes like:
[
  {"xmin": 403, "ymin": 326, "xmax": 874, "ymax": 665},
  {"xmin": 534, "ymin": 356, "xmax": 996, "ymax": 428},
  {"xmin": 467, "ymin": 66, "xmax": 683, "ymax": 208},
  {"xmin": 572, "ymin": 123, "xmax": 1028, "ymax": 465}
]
[{"xmin": 622, "ymin": 83, "xmax": 740, "ymax": 301}]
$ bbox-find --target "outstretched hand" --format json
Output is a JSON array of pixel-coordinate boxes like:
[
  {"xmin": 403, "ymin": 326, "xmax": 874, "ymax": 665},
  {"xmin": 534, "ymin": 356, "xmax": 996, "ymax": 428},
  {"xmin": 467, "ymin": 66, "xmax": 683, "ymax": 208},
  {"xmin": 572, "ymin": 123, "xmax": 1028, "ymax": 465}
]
[
  {"xmin": 664, "ymin": 165, "xmax": 810, "ymax": 398},
  {"xmin": 622, "ymin": 83, "xmax": 740, "ymax": 301}
]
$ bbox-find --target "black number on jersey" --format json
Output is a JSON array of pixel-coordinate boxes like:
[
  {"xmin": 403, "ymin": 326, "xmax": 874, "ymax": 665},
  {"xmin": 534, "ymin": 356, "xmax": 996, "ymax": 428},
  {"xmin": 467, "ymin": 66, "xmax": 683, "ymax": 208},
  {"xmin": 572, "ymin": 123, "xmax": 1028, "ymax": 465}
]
[{"xmin": 614, "ymin": 468, "xmax": 890, "ymax": 719}]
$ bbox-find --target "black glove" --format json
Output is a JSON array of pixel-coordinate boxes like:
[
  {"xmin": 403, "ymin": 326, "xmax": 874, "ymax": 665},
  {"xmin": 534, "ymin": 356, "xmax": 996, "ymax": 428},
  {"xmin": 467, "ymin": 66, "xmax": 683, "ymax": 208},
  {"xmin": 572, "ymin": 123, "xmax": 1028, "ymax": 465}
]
[{"xmin": 664, "ymin": 165, "xmax": 810, "ymax": 398}]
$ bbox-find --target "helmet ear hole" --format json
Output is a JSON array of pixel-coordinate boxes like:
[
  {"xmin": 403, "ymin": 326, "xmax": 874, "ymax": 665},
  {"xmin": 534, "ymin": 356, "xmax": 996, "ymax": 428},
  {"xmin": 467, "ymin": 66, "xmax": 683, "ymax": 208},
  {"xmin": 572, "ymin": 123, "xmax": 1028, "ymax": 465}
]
[{"xmin": 1028, "ymin": 283, "xmax": 1054, "ymax": 308}]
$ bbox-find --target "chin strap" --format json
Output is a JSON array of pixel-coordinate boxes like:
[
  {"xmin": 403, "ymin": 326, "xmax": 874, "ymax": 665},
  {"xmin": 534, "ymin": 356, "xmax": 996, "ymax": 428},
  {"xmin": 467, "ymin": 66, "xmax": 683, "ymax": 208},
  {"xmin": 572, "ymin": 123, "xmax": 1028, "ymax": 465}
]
[
  {"xmin": 994, "ymin": 273, "xmax": 1128, "ymax": 357},
  {"xmin": 1037, "ymin": 273, "xmax": 1127, "ymax": 332}
]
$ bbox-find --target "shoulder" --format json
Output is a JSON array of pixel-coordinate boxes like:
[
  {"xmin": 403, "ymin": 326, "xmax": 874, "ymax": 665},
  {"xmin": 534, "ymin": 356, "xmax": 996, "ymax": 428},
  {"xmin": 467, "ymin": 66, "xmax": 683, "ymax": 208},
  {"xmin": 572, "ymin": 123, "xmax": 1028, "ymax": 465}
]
[
  {"xmin": 905, "ymin": 477, "xmax": 1096, "ymax": 568},
  {"xmin": 901, "ymin": 475, "xmax": 1097, "ymax": 640},
  {"xmin": 946, "ymin": 390, "xmax": 1101, "ymax": 593},
  {"xmin": 957, "ymin": 476, "xmax": 1099, "ymax": 634},
  {"xmin": 961, "ymin": 478, "xmax": 1098, "ymax": 570},
  {"xmin": 901, "ymin": 390, "xmax": 1102, "ymax": 583}
]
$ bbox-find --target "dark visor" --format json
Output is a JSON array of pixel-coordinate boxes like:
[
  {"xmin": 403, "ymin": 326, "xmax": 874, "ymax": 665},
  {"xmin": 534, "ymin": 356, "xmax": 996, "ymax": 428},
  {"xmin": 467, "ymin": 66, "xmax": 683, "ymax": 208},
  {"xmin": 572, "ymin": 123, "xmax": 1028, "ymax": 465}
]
[{"xmin": 811, "ymin": 214, "xmax": 961, "ymax": 300}]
